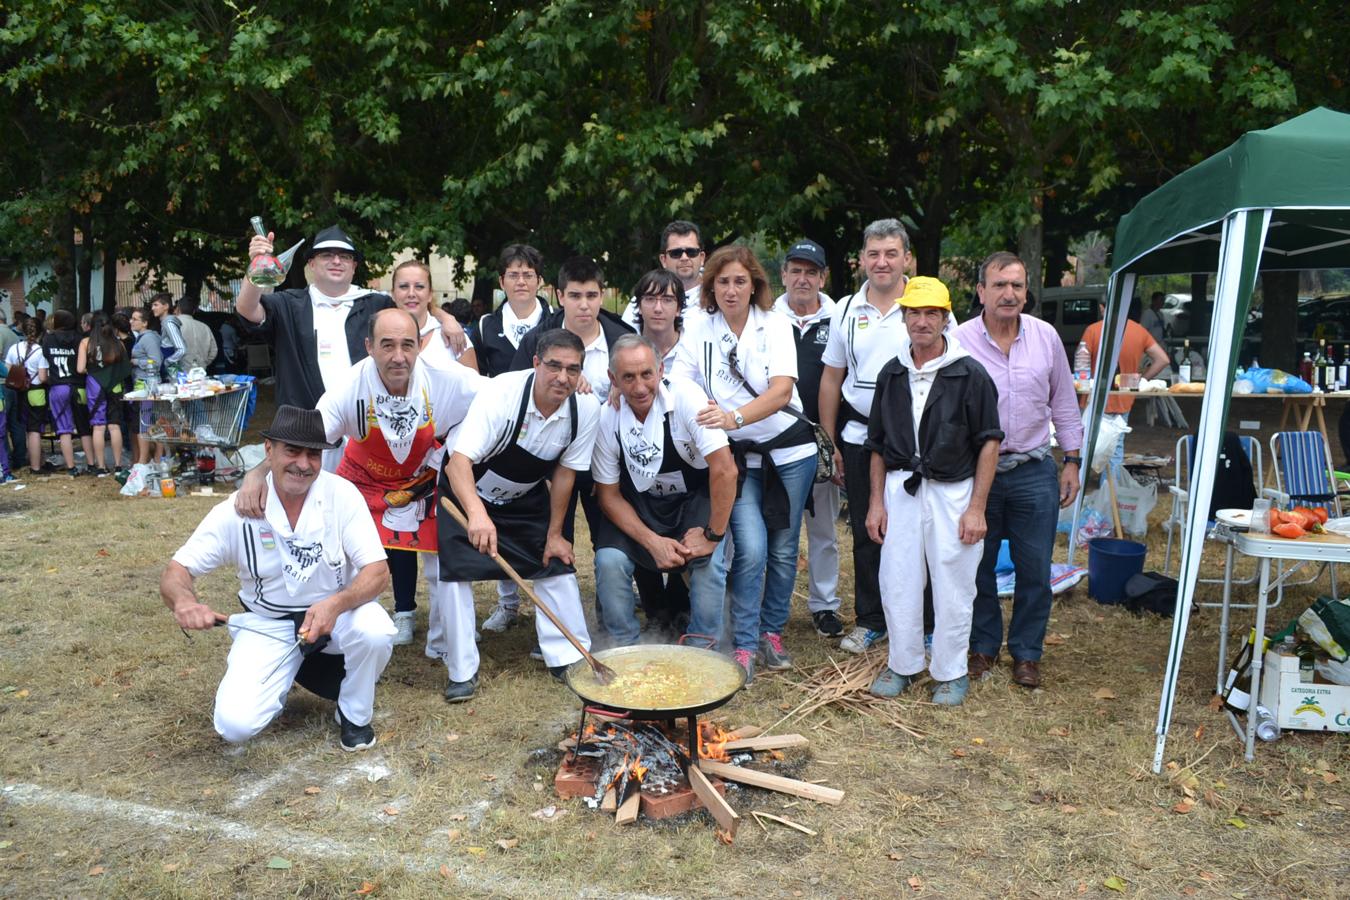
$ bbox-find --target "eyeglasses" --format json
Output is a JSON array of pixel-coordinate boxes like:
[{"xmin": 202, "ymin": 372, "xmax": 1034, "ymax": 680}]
[
  {"xmin": 639, "ymin": 293, "xmax": 678, "ymax": 306},
  {"xmin": 540, "ymin": 359, "xmax": 583, "ymax": 377},
  {"xmin": 663, "ymin": 247, "xmax": 702, "ymax": 259},
  {"xmin": 503, "ymin": 271, "xmax": 538, "ymax": 282},
  {"xmin": 315, "ymin": 251, "xmax": 355, "ymax": 263}
]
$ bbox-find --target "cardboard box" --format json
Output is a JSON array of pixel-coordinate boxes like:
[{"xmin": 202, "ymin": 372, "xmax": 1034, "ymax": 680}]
[{"xmin": 1258, "ymin": 650, "xmax": 1350, "ymax": 732}]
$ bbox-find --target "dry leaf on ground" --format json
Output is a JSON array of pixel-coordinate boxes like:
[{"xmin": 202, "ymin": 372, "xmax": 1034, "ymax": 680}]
[
  {"xmin": 1103, "ymin": 875, "xmax": 1127, "ymax": 892},
  {"xmin": 266, "ymin": 857, "xmax": 292, "ymax": 870},
  {"xmin": 1173, "ymin": 800, "xmax": 1194, "ymax": 814},
  {"xmin": 355, "ymin": 881, "xmax": 377, "ymax": 895},
  {"xmin": 88, "ymin": 865, "xmax": 106, "ymax": 876},
  {"xmin": 304, "ymin": 786, "xmax": 321, "ymax": 795},
  {"xmin": 382, "ymin": 806, "xmax": 399, "ymax": 816},
  {"xmin": 907, "ymin": 875, "xmax": 923, "ymax": 890},
  {"xmin": 1093, "ymin": 688, "xmax": 1117, "ymax": 700},
  {"xmin": 495, "ymin": 838, "xmax": 519, "ymax": 851}
]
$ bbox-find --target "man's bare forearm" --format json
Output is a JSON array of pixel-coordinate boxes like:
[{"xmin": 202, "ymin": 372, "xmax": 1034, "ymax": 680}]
[
  {"xmin": 548, "ymin": 466, "xmax": 578, "ymax": 538},
  {"xmin": 968, "ymin": 439, "xmax": 999, "ymax": 512}
]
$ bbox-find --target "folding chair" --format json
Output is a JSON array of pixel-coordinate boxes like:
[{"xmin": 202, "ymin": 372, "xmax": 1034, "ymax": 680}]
[
  {"xmin": 1262, "ymin": 431, "xmax": 1350, "ymax": 603},
  {"xmin": 1162, "ymin": 433, "xmax": 1263, "ymax": 582}
]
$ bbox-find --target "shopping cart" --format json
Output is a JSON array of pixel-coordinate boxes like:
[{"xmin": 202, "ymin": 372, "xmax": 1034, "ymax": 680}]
[{"xmin": 139, "ymin": 384, "xmax": 251, "ymax": 480}]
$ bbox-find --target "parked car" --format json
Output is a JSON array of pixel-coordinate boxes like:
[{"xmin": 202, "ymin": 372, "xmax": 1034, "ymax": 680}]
[{"xmin": 1037, "ymin": 285, "xmax": 1106, "ymax": 356}]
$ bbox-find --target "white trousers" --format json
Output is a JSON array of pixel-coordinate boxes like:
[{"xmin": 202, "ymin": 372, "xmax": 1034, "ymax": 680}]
[
  {"xmin": 443, "ymin": 575, "xmax": 590, "ymax": 669},
  {"xmin": 878, "ymin": 471, "xmax": 983, "ymax": 683},
  {"xmin": 803, "ymin": 480, "xmax": 841, "ymax": 613},
  {"xmin": 419, "ymin": 553, "xmax": 470, "ymax": 675},
  {"xmin": 214, "ymin": 605, "xmax": 395, "ymax": 744}
]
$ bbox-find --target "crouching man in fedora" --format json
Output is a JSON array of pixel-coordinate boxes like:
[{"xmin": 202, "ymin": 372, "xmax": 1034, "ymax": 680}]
[{"xmin": 160, "ymin": 406, "xmax": 395, "ymax": 750}]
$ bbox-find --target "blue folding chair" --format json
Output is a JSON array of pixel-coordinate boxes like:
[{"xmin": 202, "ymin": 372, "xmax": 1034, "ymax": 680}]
[{"xmin": 1266, "ymin": 430, "xmax": 1350, "ymax": 598}]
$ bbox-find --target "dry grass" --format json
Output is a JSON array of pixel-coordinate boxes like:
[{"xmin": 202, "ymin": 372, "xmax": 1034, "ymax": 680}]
[{"xmin": 2, "ymin": 432, "xmax": 1349, "ymax": 898}]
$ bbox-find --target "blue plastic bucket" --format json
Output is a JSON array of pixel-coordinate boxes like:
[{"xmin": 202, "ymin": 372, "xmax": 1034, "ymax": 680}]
[{"xmin": 1087, "ymin": 538, "xmax": 1147, "ymax": 604}]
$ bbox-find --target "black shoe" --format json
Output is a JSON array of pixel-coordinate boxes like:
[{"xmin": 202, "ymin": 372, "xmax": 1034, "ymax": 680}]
[
  {"xmin": 812, "ymin": 609, "xmax": 845, "ymax": 637},
  {"xmin": 444, "ymin": 675, "xmax": 478, "ymax": 703},
  {"xmin": 335, "ymin": 708, "xmax": 376, "ymax": 751},
  {"xmin": 548, "ymin": 665, "xmax": 569, "ymax": 683}
]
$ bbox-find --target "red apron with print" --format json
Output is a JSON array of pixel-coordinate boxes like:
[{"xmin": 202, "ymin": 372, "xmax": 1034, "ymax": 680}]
[{"xmin": 336, "ymin": 390, "xmax": 439, "ymax": 553}]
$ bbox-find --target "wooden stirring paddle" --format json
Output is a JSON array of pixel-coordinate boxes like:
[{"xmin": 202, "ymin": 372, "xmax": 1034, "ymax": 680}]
[{"xmin": 439, "ymin": 496, "xmax": 615, "ymax": 685}]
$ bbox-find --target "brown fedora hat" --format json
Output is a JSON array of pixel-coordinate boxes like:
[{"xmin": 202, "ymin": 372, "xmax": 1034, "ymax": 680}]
[{"xmin": 261, "ymin": 405, "xmax": 340, "ymax": 450}]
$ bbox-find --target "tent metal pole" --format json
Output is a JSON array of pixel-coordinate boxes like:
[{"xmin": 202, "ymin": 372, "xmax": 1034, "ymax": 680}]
[{"xmin": 1151, "ymin": 209, "xmax": 1270, "ymax": 773}]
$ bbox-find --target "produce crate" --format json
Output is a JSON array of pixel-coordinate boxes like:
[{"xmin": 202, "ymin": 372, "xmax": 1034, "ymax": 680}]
[{"xmin": 1258, "ymin": 649, "xmax": 1350, "ymax": 732}]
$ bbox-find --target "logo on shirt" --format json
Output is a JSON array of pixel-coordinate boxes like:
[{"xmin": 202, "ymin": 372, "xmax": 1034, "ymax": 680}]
[
  {"xmin": 856, "ymin": 312, "xmax": 870, "ymax": 331},
  {"xmin": 258, "ymin": 526, "xmax": 276, "ymax": 550},
  {"xmin": 815, "ymin": 324, "xmax": 830, "ymax": 344},
  {"xmin": 282, "ymin": 539, "xmax": 325, "ymax": 580}
]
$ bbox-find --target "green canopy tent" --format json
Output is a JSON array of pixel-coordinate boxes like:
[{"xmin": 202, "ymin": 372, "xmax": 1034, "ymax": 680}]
[{"xmin": 1073, "ymin": 106, "xmax": 1350, "ymax": 773}]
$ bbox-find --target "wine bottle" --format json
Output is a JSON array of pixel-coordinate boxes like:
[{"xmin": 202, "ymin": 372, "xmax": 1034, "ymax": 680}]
[
  {"xmin": 1315, "ymin": 339, "xmax": 1328, "ymax": 391},
  {"xmin": 1221, "ymin": 630, "xmax": 1257, "ymax": 714},
  {"xmin": 1177, "ymin": 339, "xmax": 1191, "ymax": 384},
  {"xmin": 1340, "ymin": 345, "xmax": 1350, "ymax": 392}
]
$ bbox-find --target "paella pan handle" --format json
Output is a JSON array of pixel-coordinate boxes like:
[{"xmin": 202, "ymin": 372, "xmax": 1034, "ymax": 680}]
[
  {"xmin": 583, "ymin": 706, "xmax": 632, "ymax": 718},
  {"xmin": 439, "ymin": 495, "xmax": 616, "ymax": 684},
  {"xmin": 677, "ymin": 633, "xmax": 717, "ymax": 648}
]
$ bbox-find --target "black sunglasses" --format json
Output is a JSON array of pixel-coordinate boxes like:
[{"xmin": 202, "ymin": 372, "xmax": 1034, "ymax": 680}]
[{"xmin": 663, "ymin": 247, "xmax": 702, "ymax": 259}]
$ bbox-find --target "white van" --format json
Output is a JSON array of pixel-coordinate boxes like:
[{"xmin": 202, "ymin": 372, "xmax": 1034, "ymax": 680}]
[{"xmin": 1036, "ymin": 286, "xmax": 1106, "ymax": 356}]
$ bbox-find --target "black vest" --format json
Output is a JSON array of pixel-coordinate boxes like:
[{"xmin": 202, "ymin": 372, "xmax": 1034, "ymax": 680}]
[{"xmin": 474, "ymin": 297, "xmax": 550, "ymax": 377}]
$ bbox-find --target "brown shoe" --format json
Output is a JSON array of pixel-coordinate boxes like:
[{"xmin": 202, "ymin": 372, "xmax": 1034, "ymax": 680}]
[
  {"xmin": 1011, "ymin": 658, "xmax": 1041, "ymax": 688},
  {"xmin": 968, "ymin": 652, "xmax": 997, "ymax": 679}
]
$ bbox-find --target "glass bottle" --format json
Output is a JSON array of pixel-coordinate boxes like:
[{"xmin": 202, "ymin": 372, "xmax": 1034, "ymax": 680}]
[
  {"xmin": 1299, "ymin": 351, "xmax": 1314, "ymax": 386},
  {"xmin": 246, "ymin": 216, "xmax": 286, "ymax": 287},
  {"xmin": 1315, "ymin": 339, "xmax": 1328, "ymax": 391},
  {"xmin": 1177, "ymin": 339, "xmax": 1191, "ymax": 384}
]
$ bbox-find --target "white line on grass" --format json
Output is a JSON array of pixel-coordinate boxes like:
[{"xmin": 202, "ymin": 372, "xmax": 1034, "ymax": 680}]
[
  {"xmin": 3, "ymin": 782, "xmax": 673, "ymax": 900},
  {"xmin": 228, "ymin": 748, "xmax": 324, "ymax": 809}
]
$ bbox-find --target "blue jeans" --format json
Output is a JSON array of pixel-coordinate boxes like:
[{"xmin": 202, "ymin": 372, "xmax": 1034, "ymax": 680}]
[
  {"xmin": 595, "ymin": 542, "xmax": 727, "ymax": 647},
  {"xmin": 3, "ymin": 387, "xmax": 25, "ymax": 470},
  {"xmin": 970, "ymin": 456, "xmax": 1060, "ymax": 661},
  {"xmin": 728, "ymin": 454, "xmax": 816, "ymax": 651}
]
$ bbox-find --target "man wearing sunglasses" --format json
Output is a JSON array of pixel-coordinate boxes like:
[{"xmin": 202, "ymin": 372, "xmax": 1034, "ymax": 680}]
[
  {"xmin": 236, "ymin": 226, "xmax": 469, "ymax": 461},
  {"xmin": 620, "ymin": 220, "xmax": 706, "ymax": 326},
  {"xmin": 439, "ymin": 329, "xmax": 600, "ymax": 687}
]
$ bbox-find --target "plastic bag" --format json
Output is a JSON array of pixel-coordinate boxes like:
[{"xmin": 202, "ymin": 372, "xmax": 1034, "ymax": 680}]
[
  {"xmin": 119, "ymin": 462, "xmax": 152, "ymax": 497},
  {"xmin": 1113, "ymin": 467, "xmax": 1157, "ymax": 537},
  {"xmin": 1059, "ymin": 490, "xmax": 1114, "ymax": 542},
  {"xmin": 1084, "ymin": 408, "xmax": 1130, "ymax": 474},
  {"xmin": 1247, "ymin": 366, "xmax": 1312, "ymax": 394},
  {"xmin": 1298, "ymin": 596, "xmax": 1350, "ymax": 662}
]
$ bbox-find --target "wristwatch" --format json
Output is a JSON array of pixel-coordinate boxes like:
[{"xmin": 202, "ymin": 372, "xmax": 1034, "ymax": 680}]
[
  {"xmin": 732, "ymin": 409, "xmax": 745, "ymax": 428},
  {"xmin": 703, "ymin": 526, "xmax": 725, "ymax": 542},
  {"xmin": 1062, "ymin": 455, "xmax": 1082, "ymax": 467}
]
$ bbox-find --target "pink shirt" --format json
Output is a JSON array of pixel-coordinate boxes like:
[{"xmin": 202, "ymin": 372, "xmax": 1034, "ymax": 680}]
[{"xmin": 954, "ymin": 313, "xmax": 1083, "ymax": 454}]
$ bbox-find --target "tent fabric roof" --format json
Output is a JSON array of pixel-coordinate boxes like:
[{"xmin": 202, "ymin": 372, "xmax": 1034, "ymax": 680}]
[{"xmin": 1112, "ymin": 107, "xmax": 1350, "ymax": 275}]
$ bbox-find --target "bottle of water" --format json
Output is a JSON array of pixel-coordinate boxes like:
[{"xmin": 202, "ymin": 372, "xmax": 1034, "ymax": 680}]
[{"xmin": 1073, "ymin": 340, "xmax": 1091, "ymax": 382}]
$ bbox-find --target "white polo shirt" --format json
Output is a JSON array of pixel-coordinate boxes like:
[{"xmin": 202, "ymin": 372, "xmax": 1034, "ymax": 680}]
[
  {"xmin": 172, "ymin": 471, "xmax": 386, "ymax": 617},
  {"xmin": 669, "ymin": 305, "xmax": 813, "ymax": 468},
  {"xmin": 821, "ymin": 280, "xmax": 908, "ymax": 445},
  {"xmin": 452, "ymin": 369, "xmax": 601, "ymax": 475},
  {"xmin": 310, "ymin": 285, "xmax": 374, "ymax": 392},
  {"xmin": 593, "ymin": 378, "xmax": 730, "ymax": 493},
  {"xmin": 580, "ymin": 329, "xmax": 612, "ymax": 398}
]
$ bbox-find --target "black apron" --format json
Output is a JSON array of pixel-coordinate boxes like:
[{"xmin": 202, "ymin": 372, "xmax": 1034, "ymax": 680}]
[
  {"xmin": 592, "ymin": 408, "xmax": 711, "ymax": 572},
  {"xmin": 437, "ymin": 375, "xmax": 577, "ymax": 581}
]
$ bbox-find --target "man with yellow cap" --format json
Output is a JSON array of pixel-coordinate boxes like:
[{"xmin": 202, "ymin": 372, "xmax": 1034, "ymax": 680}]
[{"xmin": 863, "ymin": 277, "xmax": 1003, "ymax": 706}]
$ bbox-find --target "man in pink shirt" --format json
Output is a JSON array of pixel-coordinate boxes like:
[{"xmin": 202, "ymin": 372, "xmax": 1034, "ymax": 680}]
[{"xmin": 953, "ymin": 252, "xmax": 1084, "ymax": 689}]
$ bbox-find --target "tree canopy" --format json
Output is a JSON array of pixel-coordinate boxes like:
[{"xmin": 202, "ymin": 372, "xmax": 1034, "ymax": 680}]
[{"xmin": 2, "ymin": 0, "xmax": 1346, "ymax": 311}]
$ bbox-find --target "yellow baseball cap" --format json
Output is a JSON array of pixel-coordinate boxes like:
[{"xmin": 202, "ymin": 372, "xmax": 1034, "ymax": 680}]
[{"xmin": 898, "ymin": 276, "xmax": 951, "ymax": 310}]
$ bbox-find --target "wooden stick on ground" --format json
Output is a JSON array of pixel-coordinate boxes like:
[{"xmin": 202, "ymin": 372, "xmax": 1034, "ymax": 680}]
[
  {"xmin": 687, "ymin": 765, "xmax": 739, "ymax": 838},
  {"xmin": 750, "ymin": 810, "xmax": 817, "ymax": 836},
  {"xmin": 600, "ymin": 787, "xmax": 617, "ymax": 812},
  {"xmin": 697, "ymin": 760, "xmax": 844, "ymax": 805},
  {"xmin": 721, "ymin": 734, "xmax": 809, "ymax": 753},
  {"xmin": 725, "ymin": 725, "xmax": 764, "ymax": 741},
  {"xmin": 615, "ymin": 789, "xmax": 640, "ymax": 825}
]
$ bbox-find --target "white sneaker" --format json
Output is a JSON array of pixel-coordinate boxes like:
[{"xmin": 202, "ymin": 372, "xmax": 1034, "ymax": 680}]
[
  {"xmin": 392, "ymin": 611, "xmax": 415, "ymax": 646},
  {"xmin": 481, "ymin": 605, "xmax": 518, "ymax": 633},
  {"xmin": 840, "ymin": 626, "xmax": 888, "ymax": 654}
]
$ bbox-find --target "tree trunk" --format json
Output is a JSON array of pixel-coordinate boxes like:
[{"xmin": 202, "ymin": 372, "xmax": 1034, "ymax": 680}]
[
  {"xmin": 1018, "ymin": 217, "xmax": 1044, "ymax": 296},
  {"xmin": 101, "ymin": 243, "xmax": 119, "ymax": 314},
  {"xmin": 49, "ymin": 213, "xmax": 79, "ymax": 312},
  {"xmin": 1260, "ymin": 270, "xmax": 1299, "ymax": 372},
  {"xmin": 77, "ymin": 216, "xmax": 94, "ymax": 315}
]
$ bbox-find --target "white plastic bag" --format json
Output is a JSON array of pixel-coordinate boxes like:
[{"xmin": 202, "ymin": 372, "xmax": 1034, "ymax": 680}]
[
  {"xmin": 1112, "ymin": 467, "xmax": 1157, "ymax": 537},
  {"xmin": 120, "ymin": 463, "xmax": 152, "ymax": 497},
  {"xmin": 1083, "ymin": 407, "xmax": 1131, "ymax": 474}
]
